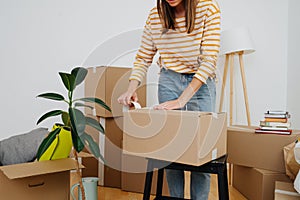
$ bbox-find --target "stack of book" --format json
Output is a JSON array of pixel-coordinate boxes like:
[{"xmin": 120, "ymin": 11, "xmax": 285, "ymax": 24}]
[{"xmin": 255, "ymin": 111, "xmax": 292, "ymax": 135}]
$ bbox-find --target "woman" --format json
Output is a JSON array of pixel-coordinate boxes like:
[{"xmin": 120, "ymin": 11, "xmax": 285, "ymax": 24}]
[{"xmin": 118, "ymin": 0, "xmax": 220, "ymax": 199}]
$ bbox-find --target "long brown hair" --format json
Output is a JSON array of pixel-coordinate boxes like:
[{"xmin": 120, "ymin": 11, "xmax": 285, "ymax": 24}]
[{"xmin": 157, "ymin": 0, "xmax": 197, "ymax": 34}]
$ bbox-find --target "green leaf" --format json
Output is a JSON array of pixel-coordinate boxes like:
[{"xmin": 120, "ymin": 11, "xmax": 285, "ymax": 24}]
[
  {"xmin": 81, "ymin": 132, "xmax": 105, "ymax": 163},
  {"xmin": 36, "ymin": 128, "xmax": 61, "ymax": 160},
  {"xmin": 74, "ymin": 102, "xmax": 94, "ymax": 110},
  {"xmin": 79, "ymin": 97, "xmax": 111, "ymax": 112},
  {"xmin": 61, "ymin": 111, "xmax": 70, "ymax": 126},
  {"xmin": 69, "ymin": 107, "xmax": 86, "ymax": 136},
  {"xmin": 59, "ymin": 72, "xmax": 76, "ymax": 91},
  {"xmin": 37, "ymin": 92, "xmax": 65, "ymax": 101},
  {"xmin": 71, "ymin": 129, "xmax": 85, "ymax": 152},
  {"xmin": 86, "ymin": 116, "xmax": 105, "ymax": 134},
  {"xmin": 37, "ymin": 110, "xmax": 63, "ymax": 125},
  {"xmin": 71, "ymin": 67, "xmax": 88, "ymax": 86}
]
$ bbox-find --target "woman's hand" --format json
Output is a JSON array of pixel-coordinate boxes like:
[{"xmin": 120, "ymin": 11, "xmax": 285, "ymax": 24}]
[
  {"xmin": 154, "ymin": 78, "xmax": 204, "ymax": 110},
  {"xmin": 118, "ymin": 91, "xmax": 138, "ymax": 106},
  {"xmin": 117, "ymin": 80, "xmax": 140, "ymax": 106},
  {"xmin": 153, "ymin": 99, "xmax": 185, "ymax": 110}
]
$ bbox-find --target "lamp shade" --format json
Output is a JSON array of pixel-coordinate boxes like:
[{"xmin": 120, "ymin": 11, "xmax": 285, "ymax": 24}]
[{"xmin": 220, "ymin": 27, "xmax": 255, "ymax": 55}]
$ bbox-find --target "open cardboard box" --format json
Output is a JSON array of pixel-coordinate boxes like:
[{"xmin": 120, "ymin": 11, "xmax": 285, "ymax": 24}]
[
  {"xmin": 0, "ymin": 158, "xmax": 80, "ymax": 200},
  {"xmin": 123, "ymin": 109, "xmax": 227, "ymax": 166}
]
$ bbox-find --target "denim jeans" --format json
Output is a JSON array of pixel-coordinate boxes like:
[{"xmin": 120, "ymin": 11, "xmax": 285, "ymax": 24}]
[{"xmin": 158, "ymin": 68, "xmax": 216, "ymax": 200}]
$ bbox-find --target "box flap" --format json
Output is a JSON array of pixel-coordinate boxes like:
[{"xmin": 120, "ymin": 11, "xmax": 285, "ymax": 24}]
[
  {"xmin": 0, "ymin": 158, "xmax": 82, "ymax": 179},
  {"xmin": 78, "ymin": 151, "xmax": 94, "ymax": 158},
  {"xmin": 256, "ymin": 168, "xmax": 284, "ymax": 175},
  {"xmin": 126, "ymin": 109, "xmax": 224, "ymax": 116},
  {"xmin": 275, "ymin": 181, "xmax": 300, "ymax": 196},
  {"xmin": 228, "ymin": 125, "xmax": 257, "ymax": 132}
]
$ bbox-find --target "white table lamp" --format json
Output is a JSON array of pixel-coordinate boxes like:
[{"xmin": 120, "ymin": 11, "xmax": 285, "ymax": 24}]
[{"xmin": 219, "ymin": 27, "xmax": 255, "ymax": 126}]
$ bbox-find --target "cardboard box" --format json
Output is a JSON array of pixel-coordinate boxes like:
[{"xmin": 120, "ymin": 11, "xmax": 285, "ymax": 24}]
[
  {"xmin": 0, "ymin": 158, "xmax": 79, "ymax": 200},
  {"xmin": 104, "ymin": 117, "xmax": 123, "ymax": 188},
  {"xmin": 227, "ymin": 126, "xmax": 300, "ymax": 173},
  {"xmin": 123, "ymin": 109, "xmax": 227, "ymax": 166},
  {"xmin": 121, "ymin": 154, "xmax": 169, "ymax": 195},
  {"xmin": 233, "ymin": 165, "xmax": 291, "ymax": 200},
  {"xmin": 83, "ymin": 115, "xmax": 104, "ymax": 185},
  {"xmin": 84, "ymin": 115, "xmax": 123, "ymax": 188},
  {"xmin": 274, "ymin": 181, "xmax": 300, "ymax": 200},
  {"xmin": 79, "ymin": 152, "xmax": 99, "ymax": 179},
  {"xmin": 84, "ymin": 66, "xmax": 146, "ymax": 118}
]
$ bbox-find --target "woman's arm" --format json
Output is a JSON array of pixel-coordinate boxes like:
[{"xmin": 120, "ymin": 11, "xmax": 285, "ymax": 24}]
[{"xmin": 118, "ymin": 11, "xmax": 157, "ymax": 106}]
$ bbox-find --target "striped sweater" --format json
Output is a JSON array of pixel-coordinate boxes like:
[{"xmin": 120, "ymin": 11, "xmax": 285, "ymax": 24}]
[{"xmin": 130, "ymin": 0, "xmax": 221, "ymax": 84}]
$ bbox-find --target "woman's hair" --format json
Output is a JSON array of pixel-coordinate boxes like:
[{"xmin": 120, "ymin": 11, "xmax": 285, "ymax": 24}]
[{"xmin": 157, "ymin": 0, "xmax": 197, "ymax": 34}]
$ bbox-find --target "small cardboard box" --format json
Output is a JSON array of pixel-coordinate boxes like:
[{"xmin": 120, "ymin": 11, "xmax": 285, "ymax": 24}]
[
  {"xmin": 274, "ymin": 181, "xmax": 300, "ymax": 200},
  {"xmin": 233, "ymin": 165, "xmax": 291, "ymax": 200},
  {"xmin": 79, "ymin": 152, "xmax": 99, "ymax": 179},
  {"xmin": 84, "ymin": 66, "xmax": 146, "ymax": 118},
  {"xmin": 84, "ymin": 115, "xmax": 123, "ymax": 188},
  {"xmin": 227, "ymin": 126, "xmax": 300, "ymax": 173},
  {"xmin": 123, "ymin": 109, "xmax": 227, "ymax": 166},
  {"xmin": 0, "ymin": 158, "xmax": 79, "ymax": 200},
  {"xmin": 103, "ymin": 117, "xmax": 123, "ymax": 188},
  {"xmin": 121, "ymin": 154, "xmax": 169, "ymax": 195}
]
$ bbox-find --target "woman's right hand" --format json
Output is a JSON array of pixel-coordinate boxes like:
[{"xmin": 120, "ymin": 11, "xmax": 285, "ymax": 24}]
[
  {"xmin": 117, "ymin": 80, "xmax": 140, "ymax": 106},
  {"xmin": 117, "ymin": 91, "xmax": 138, "ymax": 106}
]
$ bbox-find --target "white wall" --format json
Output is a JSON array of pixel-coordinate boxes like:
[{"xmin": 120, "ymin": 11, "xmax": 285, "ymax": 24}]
[
  {"xmin": 0, "ymin": 0, "xmax": 155, "ymax": 139},
  {"xmin": 0, "ymin": 0, "xmax": 295, "ymax": 140},
  {"xmin": 217, "ymin": 0, "xmax": 288, "ymax": 126},
  {"xmin": 287, "ymin": 0, "xmax": 300, "ymax": 129}
]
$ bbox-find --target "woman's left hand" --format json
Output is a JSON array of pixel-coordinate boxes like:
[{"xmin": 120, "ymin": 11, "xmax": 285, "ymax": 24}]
[{"xmin": 153, "ymin": 99, "xmax": 184, "ymax": 110}]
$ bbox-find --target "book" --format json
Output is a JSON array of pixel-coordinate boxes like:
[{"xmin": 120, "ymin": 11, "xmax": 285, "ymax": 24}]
[
  {"xmin": 255, "ymin": 128, "xmax": 292, "ymax": 135},
  {"xmin": 265, "ymin": 110, "xmax": 289, "ymax": 115},
  {"xmin": 264, "ymin": 113, "xmax": 290, "ymax": 119},
  {"xmin": 259, "ymin": 121, "xmax": 291, "ymax": 127},
  {"xmin": 260, "ymin": 126, "xmax": 289, "ymax": 131},
  {"xmin": 264, "ymin": 117, "xmax": 288, "ymax": 123}
]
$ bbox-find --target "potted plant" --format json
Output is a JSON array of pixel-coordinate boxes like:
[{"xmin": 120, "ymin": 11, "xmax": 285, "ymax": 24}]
[{"xmin": 36, "ymin": 67, "xmax": 110, "ymax": 200}]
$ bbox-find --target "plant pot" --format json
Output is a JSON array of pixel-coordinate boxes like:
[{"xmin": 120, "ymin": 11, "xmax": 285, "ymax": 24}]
[{"xmin": 39, "ymin": 123, "xmax": 73, "ymax": 161}]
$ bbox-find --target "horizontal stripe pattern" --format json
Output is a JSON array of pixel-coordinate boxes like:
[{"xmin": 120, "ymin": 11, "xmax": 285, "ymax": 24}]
[{"xmin": 130, "ymin": 0, "xmax": 221, "ymax": 83}]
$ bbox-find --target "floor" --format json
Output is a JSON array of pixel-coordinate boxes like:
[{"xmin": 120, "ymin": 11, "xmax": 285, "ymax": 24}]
[{"xmin": 71, "ymin": 172, "xmax": 247, "ymax": 200}]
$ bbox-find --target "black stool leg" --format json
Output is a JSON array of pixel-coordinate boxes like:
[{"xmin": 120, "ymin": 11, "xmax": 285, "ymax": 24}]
[
  {"xmin": 156, "ymin": 168, "xmax": 164, "ymax": 198},
  {"xmin": 143, "ymin": 160, "xmax": 154, "ymax": 200},
  {"xmin": 217, "ymin": 164, "xmax": 229, "ymax": 200}
]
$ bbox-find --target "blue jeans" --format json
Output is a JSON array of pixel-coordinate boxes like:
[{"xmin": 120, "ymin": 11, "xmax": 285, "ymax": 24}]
[{"xmin": 158, "ymin": 68, "xmax": 216, "ymax": 200}]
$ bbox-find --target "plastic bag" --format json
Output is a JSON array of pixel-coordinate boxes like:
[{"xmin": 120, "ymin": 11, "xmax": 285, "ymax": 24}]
[{"xmin": 284, "ymin": 141, "xmax": 300, "ymax": 180}]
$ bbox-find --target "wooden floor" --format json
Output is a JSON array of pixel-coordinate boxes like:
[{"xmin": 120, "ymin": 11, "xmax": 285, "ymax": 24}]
[{"xmin": 71, "ymin": 172, "xmax": 247, "ymax": 200}]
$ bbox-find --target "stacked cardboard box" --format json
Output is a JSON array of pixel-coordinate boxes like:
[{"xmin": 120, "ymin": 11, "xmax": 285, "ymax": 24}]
[
  {"xmin": 121, "ymin": 154, "xmax": 170, "ymax": 195},
  {"xmin": 233, "ymin": 165, "xmax": 291, "ymax": 200},
  {"xmin": 227, "ymin": 125, "xmax": 300, "ymax": 200},
  {"xmin": 84, "ymin": 66, "xmax": 147, "ymax": 190}
]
